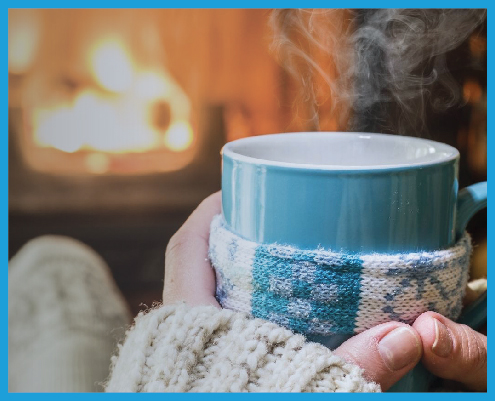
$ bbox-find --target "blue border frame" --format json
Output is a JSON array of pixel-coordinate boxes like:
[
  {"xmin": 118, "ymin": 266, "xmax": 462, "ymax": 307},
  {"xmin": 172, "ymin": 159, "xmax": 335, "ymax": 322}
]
[
  {"xmin": 5, "ymin": 2, "xmax": 490, "ymax": 397},
  {"xmin": 2, "ymin": 2, "xmax": 493, "ymax": 8}
]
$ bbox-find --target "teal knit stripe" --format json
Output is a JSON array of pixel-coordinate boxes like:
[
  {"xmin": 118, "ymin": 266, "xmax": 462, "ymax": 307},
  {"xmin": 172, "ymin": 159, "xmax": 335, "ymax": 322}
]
[{"xmin": 251, "ymin": 245, "xmax": 363, "ymax": 335}]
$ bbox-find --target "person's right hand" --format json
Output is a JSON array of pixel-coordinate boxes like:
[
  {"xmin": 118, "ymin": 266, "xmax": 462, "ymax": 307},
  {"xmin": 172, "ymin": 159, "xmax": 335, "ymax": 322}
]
[
  {"xmin": 413, "ymin": 312, "xmax": 487, "ymax": 391},
  {"xmin": 333, "ymin": 312, "xmax": 487, "ymax": 392},
  {"xmin": 333, "ymin": 322, "xmax": 422, "ymax": 391}
]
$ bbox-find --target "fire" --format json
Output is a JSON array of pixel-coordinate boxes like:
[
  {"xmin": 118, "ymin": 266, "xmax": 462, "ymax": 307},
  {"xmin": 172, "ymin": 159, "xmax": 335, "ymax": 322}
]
[
  {"xmin": 164, "ymin": 121, "xmax": 194, "ymax": 152},
  {"xmin": 31, "ymin": 36, "xmax": 195, "ymax": 162},
  {"xmin": 34, "ymin": 104, "xmax": 82, "ymax": 153},
  {"xmin": 91, "ymin": 38, "xmax": 134, "ymax": 93},
  {"xmin": 136, "ymin": 71, "xmax": 171, "ymax": 99},
  {"xmin": 34, "ymin": 89, "xmax": 157, "ymax": 153}
]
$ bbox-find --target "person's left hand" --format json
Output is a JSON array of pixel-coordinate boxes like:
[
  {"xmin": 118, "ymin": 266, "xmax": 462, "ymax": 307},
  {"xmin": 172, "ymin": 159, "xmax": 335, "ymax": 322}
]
[{"xmin": 162, "ymin": 192, "xmax": 221, "ymax": 308}]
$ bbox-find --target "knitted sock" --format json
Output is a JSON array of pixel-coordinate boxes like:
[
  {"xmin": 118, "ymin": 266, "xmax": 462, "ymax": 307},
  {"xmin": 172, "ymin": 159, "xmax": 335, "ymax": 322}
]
[
  {"xmin": 209, "ymin": 215, "xmax": 472, "ymax": 337},
  {"xmin": 8, "ymin": 236, "xmax": 132, "ymax": 392}
]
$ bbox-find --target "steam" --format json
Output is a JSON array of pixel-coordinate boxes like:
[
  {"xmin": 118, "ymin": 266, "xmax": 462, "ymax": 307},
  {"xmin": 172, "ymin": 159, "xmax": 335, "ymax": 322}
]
[{"xmin": 270, "ymin": 9, "xmax": 486, "ymax": 134}]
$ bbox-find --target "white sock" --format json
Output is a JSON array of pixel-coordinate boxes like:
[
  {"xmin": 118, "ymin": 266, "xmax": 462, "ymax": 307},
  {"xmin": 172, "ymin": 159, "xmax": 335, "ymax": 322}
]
[{"xmin": 9, "ymin": 236, "xmax": 132, "ymax": 392}]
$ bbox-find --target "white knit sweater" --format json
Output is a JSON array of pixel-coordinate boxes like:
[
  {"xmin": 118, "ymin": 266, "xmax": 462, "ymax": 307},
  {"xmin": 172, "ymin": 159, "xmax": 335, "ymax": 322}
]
[{"xmin": 105, "ymin": 303, "xmax": 381, "ymax": 392}]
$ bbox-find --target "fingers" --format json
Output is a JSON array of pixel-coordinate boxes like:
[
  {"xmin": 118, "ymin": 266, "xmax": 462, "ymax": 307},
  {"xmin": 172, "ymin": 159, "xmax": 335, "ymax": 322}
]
[
  {"xmin": 333, "ymin": 322, "xmax": 422, "ymax": 391},
  {"xmin": 163, "ymin": 192, "xmax": 222, "ymax": 308},
  {"xmin": 413, "ymin": 312, "xmax": 487, "ymax": 391}
]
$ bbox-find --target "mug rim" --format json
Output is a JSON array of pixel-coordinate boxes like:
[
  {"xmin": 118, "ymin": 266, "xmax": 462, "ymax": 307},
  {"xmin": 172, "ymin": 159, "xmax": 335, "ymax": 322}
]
[{"xmin": 222, "ymin": 132, "xmax": 459, "ymax": 172}]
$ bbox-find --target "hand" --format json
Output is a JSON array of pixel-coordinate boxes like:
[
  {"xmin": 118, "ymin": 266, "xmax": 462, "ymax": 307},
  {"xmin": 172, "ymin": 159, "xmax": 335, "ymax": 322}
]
[
  {"xmin": 162, "ymin": 192, "xmax": 425, "ymax": 391},
  {"xmin": 162, "ymin": 193, "xmax": 486, "ymax": 392},
  {"xmin": 162, "ymin": 191, "xmax": 221, "ymax": 308},
  {"xmin": 412, "ymin": 312, "xmax": 487, "ymax": 391},
  {"xmin": 335, "ymin": 312, "xmax": 488, "ymax": 392}
]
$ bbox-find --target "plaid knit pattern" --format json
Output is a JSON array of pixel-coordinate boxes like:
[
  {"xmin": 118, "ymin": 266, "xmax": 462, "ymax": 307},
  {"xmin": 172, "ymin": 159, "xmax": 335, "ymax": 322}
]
[{"xmin": 209, "ymin": 215, "xmax": 472, "ymax": 336}]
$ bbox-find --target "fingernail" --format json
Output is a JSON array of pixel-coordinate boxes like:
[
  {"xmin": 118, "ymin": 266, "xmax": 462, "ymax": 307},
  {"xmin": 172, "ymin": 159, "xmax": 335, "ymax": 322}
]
[
  {"xmin": 378, "ymin": 327, "xmax": 421, "ymax": 371},
  {"xmin": 432, "ymin": 318, "xmax": 452, "ymax": 357}
]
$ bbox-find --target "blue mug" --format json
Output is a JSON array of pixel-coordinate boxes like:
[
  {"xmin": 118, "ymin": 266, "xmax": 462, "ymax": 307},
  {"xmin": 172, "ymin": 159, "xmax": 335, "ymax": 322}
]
[
  {"xmin": 221, "ymin": 132, "xmax": 487, "ymax": 392},
  {"xmin": 222, "ymin": 132, "xmax": 486, "ymax": 253}
]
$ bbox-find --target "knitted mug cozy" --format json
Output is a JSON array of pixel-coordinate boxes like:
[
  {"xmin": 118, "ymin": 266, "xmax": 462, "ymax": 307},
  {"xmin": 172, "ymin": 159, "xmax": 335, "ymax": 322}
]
[{"xmin": 209, "ymin": 215, "xmax": 472, "ymax": 336}]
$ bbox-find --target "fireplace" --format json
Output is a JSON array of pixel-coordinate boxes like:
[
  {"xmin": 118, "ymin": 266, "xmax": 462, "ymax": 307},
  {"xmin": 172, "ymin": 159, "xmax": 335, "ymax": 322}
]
[
  {"xmin": 9, "ymin": 10, "xmax": 286, "ymax": 214},
  {"xmin": 8, "ymin": 9, "xmax": 302, "ymax": 311}
]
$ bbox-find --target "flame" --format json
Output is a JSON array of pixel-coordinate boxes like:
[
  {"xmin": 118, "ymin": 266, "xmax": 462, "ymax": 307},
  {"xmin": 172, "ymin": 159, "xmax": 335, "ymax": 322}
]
[
  {"xmin": 31, "ymin": 36, "xmax": 194, "ymax": 164},
  {"xmin": 34, "ymin": 104, "xmax": 83, "ymax": 153},
  {"xmin": 34, "ymin": 89, "xmax": 157, "ymax": 153},
  {"xmin": 90, "ymin": 38, "xmax": 134, "ymax": 93},
  {"xmin": 33, "ymin": 71, "xmax": 194, "ymax": 156},
  {"xmin": 164, "ymin": 121, "xmax": 193, "ymax": 152},
  {"xmin": 135, "ymin": 71, "xmax": 171, "ymax": 99}
]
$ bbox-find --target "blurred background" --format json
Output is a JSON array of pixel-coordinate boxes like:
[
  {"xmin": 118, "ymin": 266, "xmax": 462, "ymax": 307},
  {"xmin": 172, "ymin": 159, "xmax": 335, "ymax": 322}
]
[{"xmin": 8, "ymin": 9, "xmax": 486, "ymax": 315}]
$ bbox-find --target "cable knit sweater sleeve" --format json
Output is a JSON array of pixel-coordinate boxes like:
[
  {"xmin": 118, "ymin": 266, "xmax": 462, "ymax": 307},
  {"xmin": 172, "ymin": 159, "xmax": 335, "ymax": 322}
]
[{"xmin": 105, "ymin": 303, "xmax": 381, "ymax": 392}]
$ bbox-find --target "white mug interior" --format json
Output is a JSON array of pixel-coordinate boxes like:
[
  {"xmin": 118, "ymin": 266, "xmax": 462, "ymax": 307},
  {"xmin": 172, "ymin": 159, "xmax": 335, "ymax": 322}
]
[{"xmin": 223, "ymin": 132, "xmax": 459, "ymax": 170}]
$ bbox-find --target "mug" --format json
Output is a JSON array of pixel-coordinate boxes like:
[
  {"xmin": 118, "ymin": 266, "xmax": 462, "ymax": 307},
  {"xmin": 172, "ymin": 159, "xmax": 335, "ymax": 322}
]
[
  {"xmin": 220, "ymin": 132, "xmax": 487, "ymax": 392},
  {"xmin": 222, "ymin": 132, "xmax": 486, "ymax": 253}
]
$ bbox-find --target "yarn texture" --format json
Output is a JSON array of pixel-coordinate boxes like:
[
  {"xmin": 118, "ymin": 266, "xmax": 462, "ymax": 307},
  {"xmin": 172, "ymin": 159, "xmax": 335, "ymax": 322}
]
[
  {"xmin": 209, "ymin": 215, "xmax": 472, "ymax": 336},
  {"xmin": 10, "ymin": 235, "xmax": 378, "ymax": 393},
  {"xmin": 9, "ymin": 236, "xmax": 132, "ymax": 392},
  {"xmin": 105, "ymin": 303, "xmax": 380, "ymax": 392}
]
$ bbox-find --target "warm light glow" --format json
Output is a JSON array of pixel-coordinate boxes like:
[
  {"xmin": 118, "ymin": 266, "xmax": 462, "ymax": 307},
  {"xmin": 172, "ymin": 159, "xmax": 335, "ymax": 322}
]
[
  {"xmin": 34, "ymin": 90, "xmax": 158, "ymax": 154},
  {"xmin": 19, "ymin": 11, "xmax": 199, "ymax": 175},
  {"xmin": 34, "ymin": 85, "xmax": 193, "ymax": 155},
  {"xmin": 91, "ymin": 39, "xmax": 134, "ymax": 93},
  {"xmin": 164, "ymin": 121, "xmax": 193, "ymax": 152},
  {"xmin": 463, "ymin": 80, "xmax": 483, "ymax": 104},
  {"xmin": 8, "ymin": 10, "xmax": 40, "ymax": 74},
  {"xmin": 134, "ymin": 70, "xmax": 191, "ymax": 122},
  {"xmin": 85, "ymin": 153, "xmax": 110, "ymax": 174},
  {"xmin": 35, "ymin": 106, "xmax": 84, "ymax": 153},
  {"xmin": 135, "ymin": 71, "xmax": 171, "ymax": 99},
  {"xmin": 33, "ymin": 78, "xmax": 194, "ymax": 158},
  {"xmin": 31, "ymin": 36, "xmax": 194, "ymax": 169}
]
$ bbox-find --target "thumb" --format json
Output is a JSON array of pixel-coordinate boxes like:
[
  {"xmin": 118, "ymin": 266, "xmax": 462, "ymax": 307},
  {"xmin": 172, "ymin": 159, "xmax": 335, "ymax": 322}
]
[
  {"xmin": 163, "ymin": 192, "xmax": 221, "ymax": 308},
  {"xmin": 412, "ymin": 312, "xmax": 487, "ymax": 391},
  {"xmin": 333, "ymin": 322, "xmax": 422, "ymax": 391}
]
